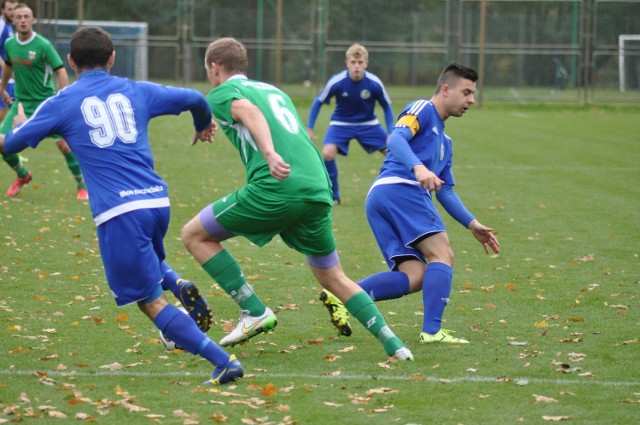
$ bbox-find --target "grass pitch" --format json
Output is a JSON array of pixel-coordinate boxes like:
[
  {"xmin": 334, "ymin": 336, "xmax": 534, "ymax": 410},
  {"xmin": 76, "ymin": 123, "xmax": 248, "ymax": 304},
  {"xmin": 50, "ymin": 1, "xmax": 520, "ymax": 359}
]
[{"xmin": 1, "ymin": 99, "xmax": 639, "ymax": 424}]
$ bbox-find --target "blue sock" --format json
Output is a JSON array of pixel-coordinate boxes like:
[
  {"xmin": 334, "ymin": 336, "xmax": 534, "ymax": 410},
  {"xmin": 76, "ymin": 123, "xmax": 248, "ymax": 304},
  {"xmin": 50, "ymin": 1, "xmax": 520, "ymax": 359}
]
[
  {"xmin": 358, "ymin": 271, "xmax": 410, "ymax": 301},
  {"xmin": 324, "ymin": 159, "xmax": 339, "ymax": 200},
  {"xmin": 160, "ymin": 262, "xmax": 182, "ymax": 299},
  {"xmin": 422, "ymin": 262, "xmax": 453, "ymax": 334},
  {"xmin": 198, "ymin": 340, "xmax": 231, "ymax": 367},
  {"xmin": 154, "ymin": 304, "xmax": 228, "ymax": 366}
]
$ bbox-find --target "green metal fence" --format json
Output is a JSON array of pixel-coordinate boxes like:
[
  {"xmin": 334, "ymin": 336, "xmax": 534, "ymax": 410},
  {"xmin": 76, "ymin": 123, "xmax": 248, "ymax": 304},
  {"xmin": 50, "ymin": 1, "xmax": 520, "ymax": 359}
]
[{"xmin": 44, "ymin": 0, "xmax": 640, "ymax": 104}]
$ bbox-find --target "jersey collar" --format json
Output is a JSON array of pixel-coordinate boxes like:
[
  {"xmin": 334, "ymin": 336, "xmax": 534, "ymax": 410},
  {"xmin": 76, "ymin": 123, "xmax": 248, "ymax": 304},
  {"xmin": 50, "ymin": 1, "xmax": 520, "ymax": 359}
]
[
  {"xmin": 228, "ymin": 74, "xmax": 247, "ymax": 81},
  {"xmin": 16, "ymin": 31, "xmax": 37, "ymax": 45}
]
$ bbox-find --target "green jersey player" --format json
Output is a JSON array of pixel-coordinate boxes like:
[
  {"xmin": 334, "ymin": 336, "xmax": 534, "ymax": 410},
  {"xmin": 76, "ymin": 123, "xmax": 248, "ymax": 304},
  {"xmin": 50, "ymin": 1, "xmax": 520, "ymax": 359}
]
[
  {"xmin": 181, "ymin": 37, "xmax": 413, "ymax": 362},
  {"xmin": 0, "ymin": 3, "xmax": 87, "ymax": 199}
]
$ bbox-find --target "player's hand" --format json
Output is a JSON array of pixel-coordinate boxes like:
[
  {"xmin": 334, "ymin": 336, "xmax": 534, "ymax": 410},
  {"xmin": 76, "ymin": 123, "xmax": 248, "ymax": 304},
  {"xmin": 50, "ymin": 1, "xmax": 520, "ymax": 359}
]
[
  {"xmin": 264, "ymin": 150, "xmax": 290, "ymax": 181},
  {"xmin": 414, "ymin": 165, "xmax": 444, "ymax": 192},
  {"xmin": 191, "ymin": 120, "xmax": 218, "ymax": 145},
  {"xmin": 468, "ymin": 219, "xmax": 500, "ymax": 254},
  {"xmin": 1, "ymin": 90, "xmax": 11, "ymax": 106},
  {"xmin": 13, "ymin": 103, "xmax": 27, "ymax": 128}
]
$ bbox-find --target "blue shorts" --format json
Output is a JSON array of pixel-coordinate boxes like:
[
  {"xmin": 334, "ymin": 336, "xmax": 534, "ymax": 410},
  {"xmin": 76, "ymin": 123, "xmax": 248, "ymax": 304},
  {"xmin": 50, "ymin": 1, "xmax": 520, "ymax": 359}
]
[
  {"xmin": 324, "ymin": 124, "xmax": 388, "ymax": 155},
  {"xmin": 0, "ymin": 82, "xmax": 15, "ymax": 109},
  {"xmin": 365, "ymin": 182, "xmax": 445, "ymax": 270},
  {"xmin": 96, "ymin": 207, "xmax": 170, "ymax": 306}
]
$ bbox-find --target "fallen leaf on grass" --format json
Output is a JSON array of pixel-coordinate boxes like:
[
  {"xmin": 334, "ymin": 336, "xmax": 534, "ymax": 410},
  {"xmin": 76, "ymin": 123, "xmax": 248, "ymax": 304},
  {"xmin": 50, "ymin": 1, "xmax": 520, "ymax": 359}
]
[
  {"xmin": 323, "ymin": 401, "xmax": 343, "ymax": 407},
  {"xmin": 366, "ymin": 387, "xmax": 399, "ymax": 395},
  {"xmin": 48, "ymin": 411, "xmax": 67, "ymax": 418},
  {"xmin": 338, "ymin": 345, "xmax": 356, "ymax": 353},
  {"xmin": 533, "ymin": 394, "xmax": 558, "ymax": 403},
  {"xmin": 280, "ymin": 304, "xmax": 300, "ymax": 311},
  {"xmin": 115, "ymin": 313, "xmax": 128, "ymax": 323},
  {"xmin": 261, "ymin": 383, "xmax": 277, "ymax": 396},
  {"xmin": 571, "ymin": 255, "xmax": 594, "ymax": 263},
  {"xmin": 349, "ymin": 394, "xmax": 371, "ymax": 405},
  {"xmin": 372, "ymin": 405, "xmax": 394, "ymax": 413},
  {"xmin": 210, "ymin": 413, "xmax": 228, "ymax": 422},
  {"xmin": 542, "ymin": 415, "xmax": 572, "ymax": 421},
  {"xmin": 75, "ymin": 412, "xmax": 94, "ymax": 420},
  {"xmin": 99, "ymin": 362, "xmax": 123, "ymax": 371},
  {"xmin": 40, "ymin": 354, "xmax": 59, "ymax": 361},
  {"xmin": 615, "ymin": 338, "xmax": 638, "ymax": 346},
  {"xmin": 605, "ymin": 303, "xmax": 628, "ymax": 310},
  {"xmin": 534, "ymin": 320, "xmax": 548, "ymax": 328}
]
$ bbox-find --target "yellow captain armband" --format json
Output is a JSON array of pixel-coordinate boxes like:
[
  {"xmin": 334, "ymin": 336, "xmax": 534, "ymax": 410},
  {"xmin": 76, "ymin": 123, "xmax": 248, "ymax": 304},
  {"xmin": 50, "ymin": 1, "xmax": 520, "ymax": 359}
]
[{"xmin": 396, "ymin": 114, "xmax": 420, "ymax": 136}]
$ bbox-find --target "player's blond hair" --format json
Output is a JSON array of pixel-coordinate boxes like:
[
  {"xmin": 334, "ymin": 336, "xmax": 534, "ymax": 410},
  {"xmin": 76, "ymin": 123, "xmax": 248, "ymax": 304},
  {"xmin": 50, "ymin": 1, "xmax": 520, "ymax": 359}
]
[
  {"xmin": 346, "ymin": 43, "xmax": 368, "ymax": 61},
  {"xmin": 204, "ymin": 37, "xmax": 248, "ymax": 74}
]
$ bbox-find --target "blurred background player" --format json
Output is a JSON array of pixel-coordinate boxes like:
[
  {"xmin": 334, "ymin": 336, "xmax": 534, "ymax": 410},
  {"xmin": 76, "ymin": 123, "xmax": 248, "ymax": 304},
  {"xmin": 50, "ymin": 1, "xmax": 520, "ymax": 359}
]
[
  {"xmin": 306, "ymin": 43, "xmax": 394, "ymax": 204},
  {"xmin": 353, "ymin": 63, "xmax": 500, "ymax": 344},
  {"xmin": 0, "ymin": 3, "xmax": 87, "ymax": 199},
  {"xmin": 0, "ymin": 0, "xmax": 17, "ymax": 124},
  {"xmin": 182, "ymin": 37, "xmax": 413, "ymax": 362},
  {"xmin": 0, "ymin": 26, "xmax": 239, "ymax": 386}
]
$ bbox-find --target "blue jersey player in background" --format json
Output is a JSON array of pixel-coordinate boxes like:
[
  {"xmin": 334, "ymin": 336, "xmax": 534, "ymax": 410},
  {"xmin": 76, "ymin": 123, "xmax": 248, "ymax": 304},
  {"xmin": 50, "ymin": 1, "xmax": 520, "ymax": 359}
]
[
  {"xmin": 0, "ymin": 0, "xmax": 16, "ymax": 124},
  {"xmin": 306, "ymin": 43, "xmax": 394, "ymax": 204},
  {"xmin": 0, "ymin": 26, "xmax": 243, "ymax": 386},
  {"xmin": 357, "ymin": 63, "xmax": 500, "ymax": 344}
]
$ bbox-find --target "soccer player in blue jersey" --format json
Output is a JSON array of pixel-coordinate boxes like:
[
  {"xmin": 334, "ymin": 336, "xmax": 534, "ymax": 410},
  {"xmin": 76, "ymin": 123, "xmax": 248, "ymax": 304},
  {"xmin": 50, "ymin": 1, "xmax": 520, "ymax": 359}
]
[
  {"xmin": 0, "ymin": 0, "xmax": 16, "ymax": 124},
  {"xmin": 306, "ymin": 43, "xmax": 394, "ymax": 204},
  {"xmin": 0, "ymin": 26, "xmax": 241, "ymax": 385},
  {"xmin": 357, "ymin": 63, "xmax": 500, "ymax": 344}
]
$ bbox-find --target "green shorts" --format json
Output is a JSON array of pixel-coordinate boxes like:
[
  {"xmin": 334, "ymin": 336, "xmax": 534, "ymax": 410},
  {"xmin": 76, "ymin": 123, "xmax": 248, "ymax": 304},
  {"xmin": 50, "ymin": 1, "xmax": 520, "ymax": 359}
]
[
  {"xmin": 0, "ymin": 99, "xmax": 62, "ymax": 139},
  {"xmin": 213, "ymin": 185, "xmax": 336, "ymax": 257}
]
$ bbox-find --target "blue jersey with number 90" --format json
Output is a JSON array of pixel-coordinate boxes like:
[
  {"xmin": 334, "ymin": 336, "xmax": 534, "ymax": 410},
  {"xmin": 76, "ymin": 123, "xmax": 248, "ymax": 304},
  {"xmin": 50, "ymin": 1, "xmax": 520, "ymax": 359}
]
[{"xmin": 4, "ymin": 69, "xmax": 211, "ymax": 224}]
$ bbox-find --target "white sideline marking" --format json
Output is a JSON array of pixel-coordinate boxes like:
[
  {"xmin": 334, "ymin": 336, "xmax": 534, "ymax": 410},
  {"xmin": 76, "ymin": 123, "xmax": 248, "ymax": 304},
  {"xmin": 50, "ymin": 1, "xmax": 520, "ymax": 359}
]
[{"xmin": 1, "ymin": 369, "xmax": 638, "ymax": 388}]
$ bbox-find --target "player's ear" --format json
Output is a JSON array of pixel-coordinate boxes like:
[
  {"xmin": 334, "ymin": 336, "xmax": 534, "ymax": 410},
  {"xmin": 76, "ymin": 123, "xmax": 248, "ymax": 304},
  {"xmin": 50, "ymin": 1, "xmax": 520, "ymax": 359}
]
[
  {"xmin": 441, "ymin": 83, "xmax": 450, "ymax": 97},
  {"xmin": 108, "ymin": 50, "xmax": 116, "ymax": 68},
  {"xmin": 67, "ymin": 54, "xmax": 78, "ymax": 73}
]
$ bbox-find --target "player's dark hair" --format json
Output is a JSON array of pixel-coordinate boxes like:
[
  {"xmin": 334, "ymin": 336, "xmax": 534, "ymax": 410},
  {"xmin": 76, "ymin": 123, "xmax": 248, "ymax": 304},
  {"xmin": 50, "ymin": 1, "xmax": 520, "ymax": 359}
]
[
  {"xmin": 70, "ymin": 26, "xmax": 114, "ymax": 70},
  {"xmin": 436, "ymin": 63, "xmax": 478, "ymax": 93},
  {"xmin": 204, "ymin": 37, "xmax": 248, "ymax": 74},
  {"xmin": 1, "ymin": 0, "xmax": 18, "ymax": 10}
]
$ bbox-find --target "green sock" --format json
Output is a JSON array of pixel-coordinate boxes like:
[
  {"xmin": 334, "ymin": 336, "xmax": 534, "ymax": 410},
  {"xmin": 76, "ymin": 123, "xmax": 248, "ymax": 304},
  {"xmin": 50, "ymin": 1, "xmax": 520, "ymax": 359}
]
[
  {"xmin": 201, "ymin": 249, "xmax": 265, "ymax": 316},
  {"xmin": 3, "ymin": 153, "xmax": 28, "ymax": 178},
  {"xmin": 345, "ymin": 291, "xmax": 404, "ymax": 356},
  {"xmin": 62, "ymin": 151, "xmax": 85, "ymax": 189}
]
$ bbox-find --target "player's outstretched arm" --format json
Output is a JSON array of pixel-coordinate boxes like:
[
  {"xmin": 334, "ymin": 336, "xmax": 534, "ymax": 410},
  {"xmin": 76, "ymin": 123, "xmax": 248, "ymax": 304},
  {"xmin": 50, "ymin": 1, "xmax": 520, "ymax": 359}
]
[{"xmin": 467, "ymin": 219, "xmax": 500, "ymax": 254}]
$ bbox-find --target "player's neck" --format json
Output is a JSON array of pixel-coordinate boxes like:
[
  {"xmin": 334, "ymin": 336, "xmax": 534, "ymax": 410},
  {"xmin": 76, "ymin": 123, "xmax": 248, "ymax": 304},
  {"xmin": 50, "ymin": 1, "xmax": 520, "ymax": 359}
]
[
  {"xmin": 18, "ymin": 30, "xmax": 33, "ymax": 42},
  {"xmin": 430, "ymin": 97, "xmax": 449, "ymax": 122}
]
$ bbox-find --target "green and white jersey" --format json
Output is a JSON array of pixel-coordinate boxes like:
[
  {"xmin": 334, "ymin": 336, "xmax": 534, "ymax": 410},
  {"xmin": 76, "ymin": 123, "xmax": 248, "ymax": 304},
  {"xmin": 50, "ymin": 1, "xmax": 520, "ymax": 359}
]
[
  {"xmin": 208, "ymin": 75, "xmax": 333, "ymax": 204},
  {"xmin": 5, "ymin": 32, "xmax": 64, "ymax": 102}
]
